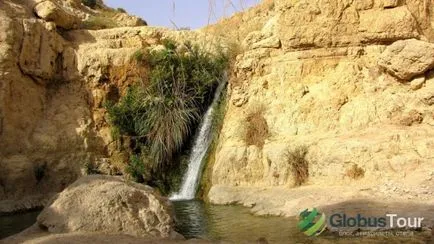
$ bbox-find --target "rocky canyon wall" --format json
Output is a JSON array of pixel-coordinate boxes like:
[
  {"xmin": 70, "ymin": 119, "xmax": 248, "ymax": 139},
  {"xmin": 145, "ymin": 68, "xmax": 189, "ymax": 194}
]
[
  {"xmin": 0, "ymin": 0, "xmax": 223, "ymax": 212},
  {"xmin": 2, "ymin": 0, "xmax": 434, "ymax": 217},
  {"xmin": 208, "ymin": 0, "xmax": 434, "ymax": 210}
]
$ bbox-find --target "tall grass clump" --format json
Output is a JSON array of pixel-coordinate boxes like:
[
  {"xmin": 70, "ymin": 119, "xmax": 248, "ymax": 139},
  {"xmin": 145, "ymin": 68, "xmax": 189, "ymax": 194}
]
[
  {"xmin": 286, "ymin": 146, "xmax": 309, "ymax": 186},
  {"xmin": 244, "ymin": 105, "xmax": 269, "ymax": 148},
  {"xmin": 106, "ymin": 39, "xmax": 228, "ymax": 192}
]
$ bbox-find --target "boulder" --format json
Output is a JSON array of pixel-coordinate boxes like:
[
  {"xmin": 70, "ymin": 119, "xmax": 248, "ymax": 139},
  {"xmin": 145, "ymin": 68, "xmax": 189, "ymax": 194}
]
[
  {"xmin": 34, "ymin": 1, "xmax": 80, "ymax": 30},
  {"xmin": 37, "ymin": 175, "xmax": 175, "ymax": 238},
  {"xmin": 378, "ymin": 39, "xmax": 434, "ymax": 80},
  {"xmin": 114, "ymin": 13, "xmax": 147, "ymax": 27}
]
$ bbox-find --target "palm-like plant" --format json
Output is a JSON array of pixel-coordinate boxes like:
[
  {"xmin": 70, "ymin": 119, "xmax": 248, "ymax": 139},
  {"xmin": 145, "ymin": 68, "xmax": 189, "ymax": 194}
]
[{"xmin": 107, "ymin": 39, "xmax": 228, "ymax": 176}]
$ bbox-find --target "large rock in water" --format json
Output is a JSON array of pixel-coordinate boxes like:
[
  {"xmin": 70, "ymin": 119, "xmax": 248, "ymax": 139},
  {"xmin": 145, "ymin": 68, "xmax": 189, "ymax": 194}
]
[
  {"xmin": 378, "ymin": 39, "xmax": 434, "ymax": 80},
  {"xmin": 37, "ymin": 176, "xmax": 175, "ymax": 238}
]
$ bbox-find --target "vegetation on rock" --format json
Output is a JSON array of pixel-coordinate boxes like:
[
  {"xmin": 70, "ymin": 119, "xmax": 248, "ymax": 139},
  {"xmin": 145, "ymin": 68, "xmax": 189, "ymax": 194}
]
[
  {"xmin": 82, "ymin": 0, "xmax": 97, "ymax": 9},
  {"xmin": 286, "ymin": 146, "xmax": 309, "ymax": 186},
  {"xmin": 345, "ymin": 164, "xmax": 365, "ymax": 180},
  {"xmin": 106, "ymin": 39, "xmax": 228, "ymax": 194},
  {"xmin": 244, "ymin": 105, "xmax": 269, "ymax": 148},
  {"xmin": 126, "ymin": 155, "xmax": 146, "ymax": 183}
]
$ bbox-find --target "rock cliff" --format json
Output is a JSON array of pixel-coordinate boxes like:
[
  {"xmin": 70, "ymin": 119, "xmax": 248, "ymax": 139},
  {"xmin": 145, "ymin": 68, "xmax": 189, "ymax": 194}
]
[
  {"xmin": 0, "ymin": 0, "xmax": 220, "ymax": 212},
  {"xmin": 1, "ymin": 0, "xmax": 434, "ymax": 222},
  {"xmin": 207, "ymin": 0, "xmax": 434, "ymax": 217}
]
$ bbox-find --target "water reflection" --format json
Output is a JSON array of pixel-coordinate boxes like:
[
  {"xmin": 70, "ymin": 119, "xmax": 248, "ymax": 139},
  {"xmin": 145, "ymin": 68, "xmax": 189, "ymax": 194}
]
[
  {"xmin": 172, "ymin": 200, "xmax": 306, "ymax": 243},
  {"xmin": 173, "ymin": 200, "xmax": 210, "ymax": 239},
  {"xmin": 172, "ymin": 200, "xmax": 433, "ymax": 244}
]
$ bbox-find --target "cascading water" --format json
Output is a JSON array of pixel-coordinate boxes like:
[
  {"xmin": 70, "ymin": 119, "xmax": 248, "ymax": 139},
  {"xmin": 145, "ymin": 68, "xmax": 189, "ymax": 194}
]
[{"xmin": 170, "ymin": 79, "xmax": 226, "ymax": 201}]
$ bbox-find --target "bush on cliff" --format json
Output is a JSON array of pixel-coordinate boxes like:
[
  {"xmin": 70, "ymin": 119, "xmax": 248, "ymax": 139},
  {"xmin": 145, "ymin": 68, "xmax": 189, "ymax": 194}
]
[
  {"xmin": 126, "ymin": 155, "xmax": 146, "ymax": 183},
  {"xmin": 82, "ymin": 0, "xmax": 97, "ymax": 8},
  {"xmin": 244, "ymin": 105, "xmax": 269, "ymax": 149},
  {"xmin": 286, "ymin": 146, "xmax": 309, "ymax": 186},
  {"xmin": 106, "ymin": 39, "xmax": 228, "ymax": 192}
]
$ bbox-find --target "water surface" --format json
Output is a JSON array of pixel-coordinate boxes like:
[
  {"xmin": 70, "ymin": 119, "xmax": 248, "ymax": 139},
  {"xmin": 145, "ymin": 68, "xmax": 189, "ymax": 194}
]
[
  {"xmin": 172, "ymin": 200, "xmax": 432, "ymax": 244},
  {"xmin": 0, "ymin": 210, "xmax": 40, "ymax": 239}
]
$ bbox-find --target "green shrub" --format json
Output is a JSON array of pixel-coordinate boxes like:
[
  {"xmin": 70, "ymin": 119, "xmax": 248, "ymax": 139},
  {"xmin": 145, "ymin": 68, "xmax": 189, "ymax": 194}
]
[
  {"xmin": 117, "ymin": 7, "xmax": 127, "ymax": 13},
  {"xmin": 82, "ymin": 0, "xmax": 97, "ymax": 8},
  {"xmin": 286, "ymin": 146, "xmax": 309, "ymax": 186},
  {"xmin": 132, "ymin": 49, "xmax": 147, "ymax": 63},
  {"xmin": 126, "ymin": 155, "xmax": 146, "ymax": 183},
  {"xmin": 107, "ymin": 39, "xmax": 228, "ymax": 175},
  {"xmin": 106, "ymin": 85, "xmax": 145, "ymax": 136}
]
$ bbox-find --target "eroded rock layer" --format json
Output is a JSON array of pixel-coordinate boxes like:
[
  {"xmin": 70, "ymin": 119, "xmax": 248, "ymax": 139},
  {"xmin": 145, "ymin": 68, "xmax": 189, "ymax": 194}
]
[
  {"xmin": 207, "ymin": 0, "xmax": 434, "ymax": 217},
  {"xmin": 0, "ymin": 0, "xmax": 219, "ymax": 212}
]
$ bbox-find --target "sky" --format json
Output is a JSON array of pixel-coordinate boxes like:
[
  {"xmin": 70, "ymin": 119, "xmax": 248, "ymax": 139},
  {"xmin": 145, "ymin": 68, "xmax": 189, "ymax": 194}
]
[{"xmin": 104, "ymin": 0, "xmax": 260, "ymax": 29}]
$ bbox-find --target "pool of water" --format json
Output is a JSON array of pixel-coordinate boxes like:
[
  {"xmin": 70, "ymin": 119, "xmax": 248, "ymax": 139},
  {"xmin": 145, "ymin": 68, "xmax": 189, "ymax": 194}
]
[
  {"xmin": 172, "ymin": 200, "xmax": 433, "ymax": 243},
  {"xmin": 1, "ymin": 201, "xmax": 431, "ymax": 243},
  {"xmin": 173, "ymin": 200, "xmax": 308, "ymax": 243},
  {"xmin": 0, "ymin": 210, "xmax": 40, "ymax": 239}
]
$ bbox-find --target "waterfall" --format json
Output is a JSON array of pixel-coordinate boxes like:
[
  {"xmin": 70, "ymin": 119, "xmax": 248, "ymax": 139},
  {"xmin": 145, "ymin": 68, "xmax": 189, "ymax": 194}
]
[{"xmin": 170, "ymin": 79, "xmax": 226, "ymax": 201}]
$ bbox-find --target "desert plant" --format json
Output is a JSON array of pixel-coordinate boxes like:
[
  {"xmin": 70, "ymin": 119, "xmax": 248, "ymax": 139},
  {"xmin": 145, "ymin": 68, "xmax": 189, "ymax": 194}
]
[
  {"xmin": 286, "ymin": 146, "xmax": 309, "ymax": 186},
  {"xmin": 126, "ymin": 155, "xmax": 146, "ymax": 183},
  {"xmin": 107, "ymin": 39, "xmax": 228, "ymax": 186},
  {"xmin": 116, "ymin": 7, "xmax": 127, "ymax": 13},
  {"xmin": 244, "ymin": 105, "xmax": 269, "ymax": 148},
  {"xmin": 132, "ymin": 49, "xmax": 147, "ymax": 63},
  {"xmin": 82, "ymin": 0, "xmax": 97, "ymax": 8},
  {"xmin": 346, "ymin": 164, "xmax": 365, "ymax": 180}
]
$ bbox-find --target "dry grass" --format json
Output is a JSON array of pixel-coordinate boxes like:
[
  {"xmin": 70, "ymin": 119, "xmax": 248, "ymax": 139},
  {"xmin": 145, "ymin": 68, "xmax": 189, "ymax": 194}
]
[
  {"xmin": 244, "ymin": 105, "xmax": 269, "ymax": 148},
  {"xmin": 286, "ymin": 146, "xmax": 309, "ymax": 186},
  {"xmin": 345, "ymin": 164, "xmax": 365, "ymax": 180}
]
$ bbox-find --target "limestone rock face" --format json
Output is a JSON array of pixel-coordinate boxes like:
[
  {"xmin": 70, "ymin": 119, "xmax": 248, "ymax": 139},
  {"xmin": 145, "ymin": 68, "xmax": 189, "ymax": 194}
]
[
  {"xmin": 114, "ymin": 13, "xmax": 147, "ymax": 27},
  {"xmin": 378, "ymin": 39, "xmax": 434, "ymax": 80},
  {"xmin": 0, "ymin": 0, "xmax": 225, "ymax": 213},
  {"xmin": 207, "ymin": 0, "xmax": 434, "ymax": 208},
  {"xmin": 19, "ymin": 19, "xmax": 64, "ymax": 84},
  {"xmin": 34, "ymin": 1, "xmax": 80, "ymax": 29},
  {"xmin": 37, "ymin": 175, "xmax": 174, "ymax": 238}
]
